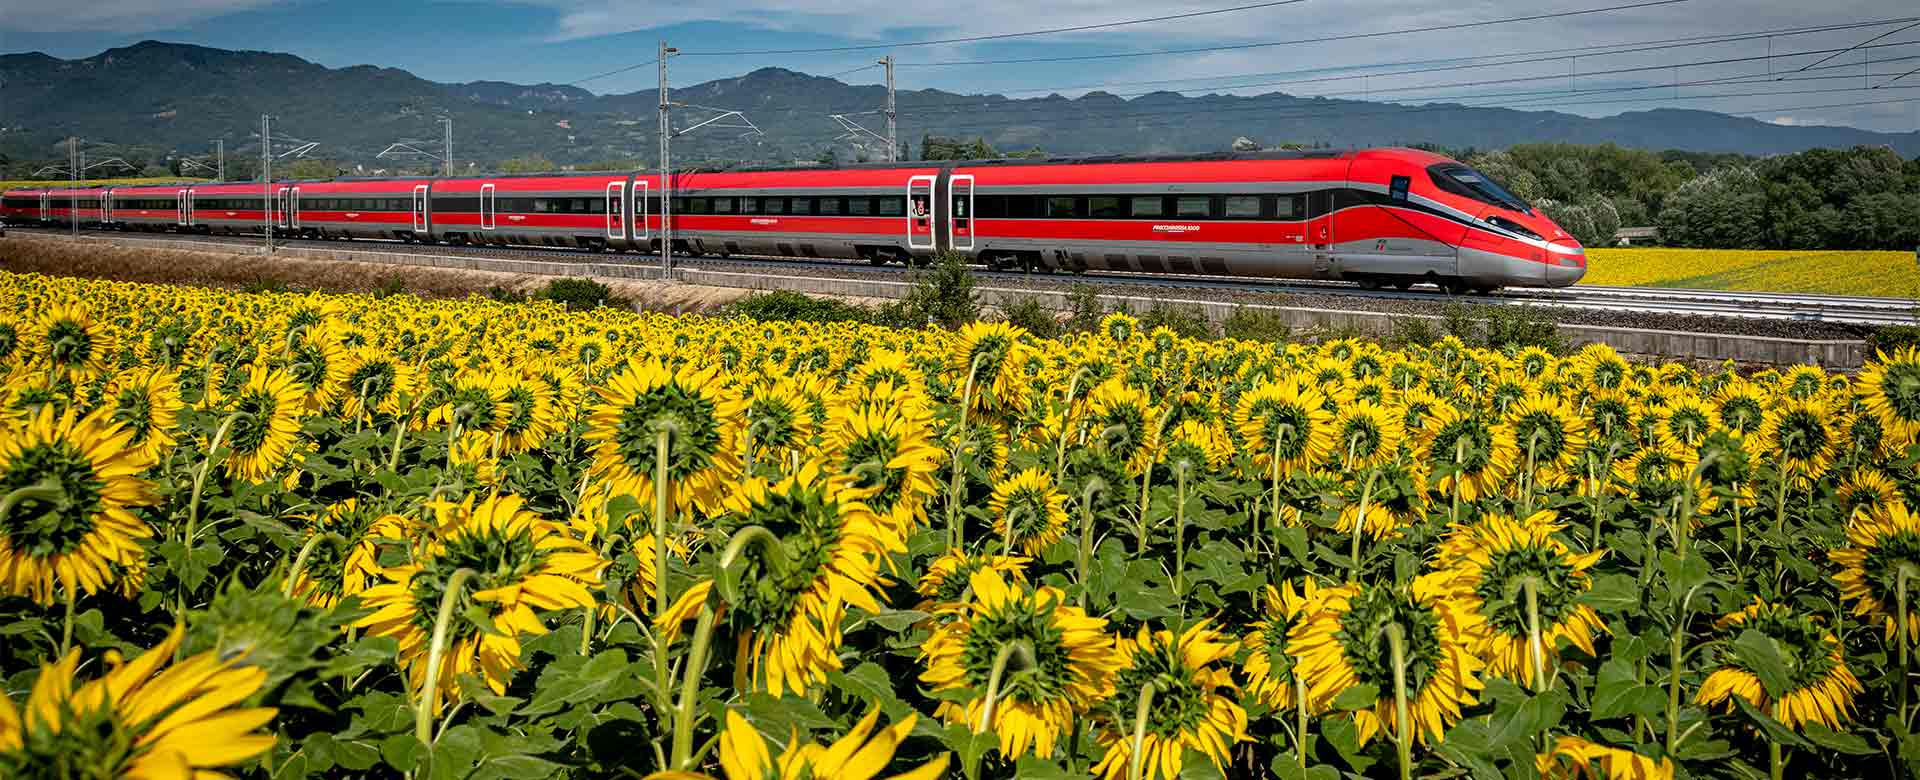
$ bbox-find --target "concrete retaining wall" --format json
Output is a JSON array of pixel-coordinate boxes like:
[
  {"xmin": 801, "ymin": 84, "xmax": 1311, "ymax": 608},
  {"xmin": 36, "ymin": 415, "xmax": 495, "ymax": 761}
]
[{"xmin": 30, "ymin": 234, "xmax": 1872, "ymax": 370}]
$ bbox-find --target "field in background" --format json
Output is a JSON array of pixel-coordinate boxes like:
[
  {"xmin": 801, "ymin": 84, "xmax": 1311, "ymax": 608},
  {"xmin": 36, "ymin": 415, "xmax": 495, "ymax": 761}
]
[
  {"xmin": 0, "ymin": 177, "xmax": 205, "ymax": 191},
  {"xmin": 1585, "ymin": 248, "xmax": 1919, "ymax": 297}
]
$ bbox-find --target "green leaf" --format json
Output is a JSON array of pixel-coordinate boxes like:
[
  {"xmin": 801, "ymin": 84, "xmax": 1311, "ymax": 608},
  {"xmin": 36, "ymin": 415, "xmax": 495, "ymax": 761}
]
[
  {"xmin": 742, "ymin": 692, "xmax": 840, "ymax": 737},
  {"xmin": 1802, "ymin": 722, "xmax": 1875, "ymax": 755},
  {"xmin": 1580, "ymin": 573, "xmax": 1641, "ymax": 615},
  {"xmin": 865, "ymin": 609, "xmax": 931, "ymax": 632},
  {"xmin": 472, "ymin": 754, "xmax": 563, "ymax": 780},
  {"xmin": 1731, "ymin": 695, "xmax": 1812, "ymax": 749},
  {"xmin": 1486, "ymin": 690, "xmax": 1569, "ymax": 751},
  {"xmin": 1590, "ymin": 659, "xmax": 1665, "ymax": 721},
  {"xmin": 380, "ymin": 734, "xmax": 420, "ymax": 775},
  {"xmin": 1272, "ymin": 526, "xmax": 1309, "ymax": 564},
  {"xmin": 1329, "ymin": 684, "xmax": 1381, "ymax": 712},
  {"xmin": 1730, "ymin": 629, "xmax": 1794, "ymax": 700},
  {"xmin": 832, "ymin": 662, "xmax": 898, "ymax": 707},
  {"xmin": 1659, "ymin": 551, "xmax": 1711, "ymax": 598}
]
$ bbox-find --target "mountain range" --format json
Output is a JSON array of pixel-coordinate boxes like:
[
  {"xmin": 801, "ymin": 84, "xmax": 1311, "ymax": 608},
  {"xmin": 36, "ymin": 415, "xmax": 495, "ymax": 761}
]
[{"xmin": 2, "ymin": 40, "xmax": 1915, "ymax": 172}]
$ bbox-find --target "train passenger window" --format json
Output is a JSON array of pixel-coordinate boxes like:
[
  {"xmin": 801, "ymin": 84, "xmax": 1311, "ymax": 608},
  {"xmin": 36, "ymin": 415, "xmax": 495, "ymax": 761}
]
[
  {"xmin": 877, "ymin": 197, "xmax": 904, "ymax": 216},
  {"xmin": 792, "ymin": 198, "xmax": 814, "ymax": 215},
  {"xmin": 1389, "ymin": 175, "xmax": 1410, "ymax": 203},
  {"xmin": 739, "ymin": 197, "xmax": 758, "ymax": 214},
  {"xmin": 1046, "ymin": 197, "xmax": 1077, "ymax": 218},
  {"xmin": 686, "ymin": 198, "xmax": 710, "ymax": 215},
  {"xmin": 1273, "ymin": 195, "xmax": 1304, "ymax": 219},
  {"xmin": 1130, "ymin": 197, "xmax": 1165, "ymax": 218},
  {"xmin": 849, "ymin": 198, "xmax": 873, "ymax": 216},
  {"xmin": 818, "ymin": 197, "xmax": 841, "ymax": 215},
  {"xmin": 1175, "ymin": 197, "xmax": 1211, "ymax": 219},
  {"xmin": 1224, "ymin": 196, "xmax": 1261, "ymax": 219},
  {"xmin": 765, "ymin": 198, "xmax": 788, "ymax": 214},
  {"xmin": 714, "ymin": 197, "xmax": 735, "ymax": 214},
  {"xmin": 1088, "ymin": 197, "xmax": 1123, "ymax": 218},
  {"xmin": 1006, "ymin": 196, "xmax": 1039, "ymax": 218}
]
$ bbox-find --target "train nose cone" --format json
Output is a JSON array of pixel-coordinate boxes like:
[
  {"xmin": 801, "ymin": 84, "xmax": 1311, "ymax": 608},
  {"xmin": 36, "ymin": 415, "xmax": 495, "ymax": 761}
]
[{"xmin": 1545, "ymin": 240, "xmax": 1586, "ymax": 287}]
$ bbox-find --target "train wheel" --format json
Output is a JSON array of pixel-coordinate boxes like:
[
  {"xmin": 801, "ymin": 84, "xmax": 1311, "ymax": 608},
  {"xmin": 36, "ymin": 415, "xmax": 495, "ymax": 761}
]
[
  {"xmin": 1392, "ymin": 280, "xmax": 1414, "ymax": 291},
  {"xmin": 1442, "ymin": 278, "xmax": 1471, "ymax": 295},
  {"xmin": 1357, "ymin": 279, "xmax": 1383, "ymax": 291},
  {"xmin": 1474, "ymin": 285, "xmax": 1501, "ymax": 295}
]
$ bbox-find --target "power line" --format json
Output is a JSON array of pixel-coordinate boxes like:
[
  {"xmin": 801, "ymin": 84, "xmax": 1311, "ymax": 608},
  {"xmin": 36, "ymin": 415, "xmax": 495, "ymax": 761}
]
[
  {"xmin": 894, "ymin": 0, "xmax": 1693, "ymax": 67},
  {"xmin": 571, "ymin": 57, "xmax": 660, "ymax": 86},
  {"xmin": 677, "ymin": 0, "xmax": 1309, "ymax": 57},
  {"xmin": 1789, "ymin": 19, "xmax": 1920, "ymax": 74},
  {"xmin": 1879, "ymin": 64, "xmax": 1920, "ymax": 87}
]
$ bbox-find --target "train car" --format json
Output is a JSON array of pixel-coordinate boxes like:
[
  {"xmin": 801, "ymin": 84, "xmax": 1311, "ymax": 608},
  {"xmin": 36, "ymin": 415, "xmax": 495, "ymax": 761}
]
[
  {"xmin": 186, "ymin": 182, "xmax": 275, "ymax": 235},
  {"xmin": 943, "ymin": 148, "xmax": 1583, "ymax": 291},
  {"xmin": 108, "ymin": 185, "xmax": 190, "ymax": 231},
  {"xmin": 43, "ymin": 187, "xmax": 108, "ymax": 228},
  {"xmin": 287, "ymin": 178, "xmax": 432, "ymax": 240},
  {"xmin": 429, "ymin": 173, "xmax": 653, "ymax": 250},
  {"xmin": 669, "ymin": 165, "xmax": 943, "ymax": 264},
  {"xmin": 0, "ymin": 189, "xmax": 44, "ymax": 225}
]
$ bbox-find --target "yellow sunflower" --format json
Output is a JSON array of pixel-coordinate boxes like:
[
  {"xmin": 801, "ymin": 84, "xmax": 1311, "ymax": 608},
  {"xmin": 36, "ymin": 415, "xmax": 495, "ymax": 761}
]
[
  {"xmin": 1289, "ymin": 574, "xmax": 1484, "ymax": 747},
  {"xmin": 286, "ymin": 498, "xmax": 413, "ymax": 610},
  {"xmin": 1234, "ymin": 379, "xmax": 1336, "ymax": 478},
  {"xmin": 1243, "ymin": 579, "xmax": 1326, "ymax": 711},
  {"xmin": 1092, "ymin": 621, "xmax": 1249, "ymax": 780},
  {"xmin": 1437, "ymin": 510, "xmax": 1609, "ymax": 687},
  {"xmin": 355, "ymin": 493, "xmax": 604, "ymax": 706},
  {"xmin": 1708, "ymin": 378, "xmax": 1770, "ymax": 436},
  {"xmin": 822, "ymin": 382, "xmax": 943, "ymax": 532},
  {"xmin": 208, "ymin": 365, "xmax": 307, "ymax": 484},
  {"xmin": 1084, "ymin": 379, "xmax": 1159, "ymax": 476},
  {"xmin": 496, "ymin": 372, "xmax": 560, "ymax": 454},
  {"xmin": 1417, "ymin": 403, "xmax": 1518, "ymax": 504},
  {"xmin": 105, "ymin": 367, "xmax": 183, "ymax": 466},
  {"xmin": 340, "ymin": 348, "xmax": 416, "ymax": 421},
  {"xmin": 0, "ymin": 623, "xmax": 279, "ymax": 780},
  {"xmin": 649, "ymin": 707, "xmax": 947, "ymax": 780},
  {"xmin": 1836, "ymin": 469, "xmax": 1899, "ymax": 522},
  {"xmin": 1756, "ymin": 397, "xmax": 1844, "ymax": 488},
  {"xmin": 919, "ymin": 568, "xmax": 1117, "ymax": 761},
  {"xmin": 35, "ymin": 303, "xmax": 117, "ymax": 384},
  {"xmin": 1857, "ymin": 346, "xmax": 1920, "ymax": 448},
  {"xmin": 660, "ymin": 460, "xmax": 903, "ymax": 698},
  {"xmin": 1696, "ymin": 598, "xmax": 1861, "ymax": 732},
  {"xmin": 742, "ymin": 377, "xmax": 819, "ymax": 467},
  {"xmin": 1504, "ymin": 393, "xmax": 1589, "ymax": 490},
  {"xmin": 914, "ymin": 548, "xmax": 1029, "ymax": 613},
  {"xmin": 0, "ymin": 406, "xmax": 156, "ymax": 605},
  {"xmin": 950, "ymin": 321, "xmax": 1029, "ymax": 418},
  {"xmin": 1536, "ymin": 736, "xmax": 1675, "ymax": 780},
  {"xmin": 989, "ymin": 467, "xmax": 1070, "ymax": 556},
  {"xmin": 1830, "ymin": 501, "xmax": 1920, "ymax": 643},
  {"xmin": 585, "ymin": 357, "xmax": 743, "ymax": 517}
]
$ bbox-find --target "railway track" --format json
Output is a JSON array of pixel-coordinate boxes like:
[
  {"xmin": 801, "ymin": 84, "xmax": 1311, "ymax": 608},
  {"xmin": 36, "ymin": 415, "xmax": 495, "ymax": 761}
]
[{"xmin": 8, "ymin": 227, "xmax": 1916, "ymax": 328}]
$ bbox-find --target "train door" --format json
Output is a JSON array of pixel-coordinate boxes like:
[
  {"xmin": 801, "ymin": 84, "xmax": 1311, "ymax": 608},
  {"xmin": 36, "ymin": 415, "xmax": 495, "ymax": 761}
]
[
  {"xmin": 949, "ymin": 175, "xmax": 974, "ymax": 252},
  {"xmin": 1309, "ymin": 189, "xmax": 1335, "ymax": 278},
  {"xmin": 411, "ymin": 185, "xmax": 429, "ymax": 235},
  {"xmin": 481, "ymin": 184, "xmax": 496, "ymax": 231},
  {"xmin": 177, "ymin": 189, "xmax": 190, "ymax": 227},
  {"xmin": 40, "ymin": 192, "xmax": 50, "ymax": 221},
  {"xmin": 185, "ymin": 190, "xmax": 195, "ymax": 227},
  {"xmin": 907, "ymin": 175, "xmax": 935, "ymax": 252},
  {"xmin": 606, "ymin": 182, "xmax": 625, "ymax": 241},
  {"xmin": 101, "ymin": 190, "xmax": 113, "ymax": 224},
  {"xmin": 290, "ymin": 186, "xmax": 301, "ymax": 231},
  {"xmin": 633, "ymin": 180, "xmax": 649, "ymax": 242},
  {"xmin": 276, "ymin": 187, "xmax": 292, "ymax": 230}
]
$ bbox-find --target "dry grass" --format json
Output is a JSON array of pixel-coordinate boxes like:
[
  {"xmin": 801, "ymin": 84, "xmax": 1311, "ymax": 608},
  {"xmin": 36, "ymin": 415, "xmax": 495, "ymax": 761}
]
[{"xmin": 0, "ymin": 236, "xmax": 752, "ymax": 313}]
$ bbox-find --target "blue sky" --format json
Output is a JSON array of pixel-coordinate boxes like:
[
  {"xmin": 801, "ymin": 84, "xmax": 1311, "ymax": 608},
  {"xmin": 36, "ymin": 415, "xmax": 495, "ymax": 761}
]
[{"xmin": 3, "ymin": 0, "xmax": 1918, "ymax": 134}]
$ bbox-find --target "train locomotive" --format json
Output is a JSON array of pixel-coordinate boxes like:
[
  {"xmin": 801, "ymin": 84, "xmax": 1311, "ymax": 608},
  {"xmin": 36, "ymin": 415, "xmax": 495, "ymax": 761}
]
[{"xmin": 0, "ymin": 147, "xmax": 1585, "ymax": 291}]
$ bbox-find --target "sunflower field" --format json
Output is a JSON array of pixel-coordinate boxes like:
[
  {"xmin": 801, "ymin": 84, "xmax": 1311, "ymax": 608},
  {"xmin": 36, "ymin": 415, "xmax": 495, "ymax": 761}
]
[{"xmin": 3, "ymin": 269, "xmax": 1920, "ymax": 780}]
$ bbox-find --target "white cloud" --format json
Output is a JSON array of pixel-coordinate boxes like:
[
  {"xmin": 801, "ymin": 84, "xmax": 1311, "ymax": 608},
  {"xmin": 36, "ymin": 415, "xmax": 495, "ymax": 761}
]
[{"xmin": 0, "ymin": 0, "xmax": 284, "ymax": 33}]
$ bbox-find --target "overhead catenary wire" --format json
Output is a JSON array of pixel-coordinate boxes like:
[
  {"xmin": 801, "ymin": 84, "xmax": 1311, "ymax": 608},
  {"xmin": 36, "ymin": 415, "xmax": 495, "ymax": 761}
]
[
  {"xmin": 675, "ymin": 0, "xmax": 1308, "ymax": 57},
  {"xmin": 891, "ymin": 0, "xmax": 1693, "ymax": 67}
]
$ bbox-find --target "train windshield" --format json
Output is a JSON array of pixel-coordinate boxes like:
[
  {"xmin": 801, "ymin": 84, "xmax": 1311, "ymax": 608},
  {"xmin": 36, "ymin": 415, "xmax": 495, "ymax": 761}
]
[{"xmin": 1428, "ymin": 164, "xmax": 1532, "ymax": 215}]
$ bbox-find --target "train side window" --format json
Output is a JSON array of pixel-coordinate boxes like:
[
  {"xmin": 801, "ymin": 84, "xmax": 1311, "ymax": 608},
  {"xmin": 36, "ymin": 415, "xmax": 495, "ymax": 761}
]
[
  {"xmin": 818, "ymin": 197, "xmax": 841, "ymax": 215},
  {"xmin": 1129, "ymin": 196, "xmax": 1165, "ymax": 218},
  {"xmin": 1175, "ymin": 196, "xmax": 1210, "ymax": 219},
  {"xmin": 792, "ymin": 198, "xmax": 814, "ymax": 215},
  {"xmin": 1389, "ymin": 175, "xmax": 1410, "ymax": 203},
  {"xmin": 1045, "ymin": 196, "xmax": 1076, "ymax": 218},
  {"xmin": 1224, "ymin": 196, "xmax": 1261, "ymax": 219},
  {"xmin": 1088, "ymin": 197, "xmax": 1123, "ymax": 218},
  {"xmin": 877, "ymin": 197, "xmax": 904, "ymax": 216},
  {"xmin": 687, "ymin": 198, "xmax": 710, "ymax": 215},
  {"xmin": 765, "ymin": 197, "xmax": 788, "ymax": 215},
  {"xmin": 740, "ymin": 197, "xmax": 759, "ymax": 214},
  {"xmin": 974, "ymin": 195, "xmax": 1002, "ymax": 219},
  {"xmin": 713, "ymin": 197, "xmax": 736, "ymax": 214},
  {"xmin": 1274, "ymin": 194, "xmax": 1304, "ymax": 219},
  {"xmin": 849, "ymin": 198, "xmax": 873, "ymax": 216},
  {"xmin": 1003, "ymin": 196, "xmax": 1036, "ymax": 218}
]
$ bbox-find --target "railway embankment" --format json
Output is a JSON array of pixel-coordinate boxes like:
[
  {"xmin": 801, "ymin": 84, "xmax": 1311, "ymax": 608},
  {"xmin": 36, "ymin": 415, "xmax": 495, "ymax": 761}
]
[{"xmin": 1, "ymin": 232, "xmax": 1884, "ymax": 369}]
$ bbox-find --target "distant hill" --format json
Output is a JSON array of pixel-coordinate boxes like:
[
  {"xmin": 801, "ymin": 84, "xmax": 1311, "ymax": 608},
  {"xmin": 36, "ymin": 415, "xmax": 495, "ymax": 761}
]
[{"xmin": 2, "ymin": 40, "xmax": 1914, "ymax": 172}]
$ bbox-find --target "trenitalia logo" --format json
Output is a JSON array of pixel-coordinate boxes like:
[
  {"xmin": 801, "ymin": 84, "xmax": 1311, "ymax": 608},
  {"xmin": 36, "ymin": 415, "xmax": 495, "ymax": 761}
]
[
  {"xmin": 750, "ymin": 218, "xmax": 779, "ymax": 226},
  {"xmin": 1151, "ymin": 224, "xmax": 1201, "ymax": 233}
]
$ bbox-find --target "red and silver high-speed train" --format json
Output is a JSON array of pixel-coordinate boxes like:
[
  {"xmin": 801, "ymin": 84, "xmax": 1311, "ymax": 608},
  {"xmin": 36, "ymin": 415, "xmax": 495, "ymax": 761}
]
[{"xmin": 0, "ymin": 147, "xmax": 1584, "ymax": 291}]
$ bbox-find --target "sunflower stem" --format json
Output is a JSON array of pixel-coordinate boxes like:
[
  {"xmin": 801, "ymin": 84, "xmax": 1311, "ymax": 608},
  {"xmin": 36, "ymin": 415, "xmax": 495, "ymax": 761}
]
[
  {"xmin": 1054, "ymin": 367, "xmax": 1092, "ymax": 482},
  {"xmin": 670, "ymin": 602, "xmax": 720, "ymax": 771},
  {"xmin": 1296, "ymin": 677, "xmax": 1311, "ymax": 770},
  {"xmin": 1769, "ymin": 740, "xmax": 1784, "ymax": 780},
  {"xmin": 1386, "ymin": 623, "xmax": 1414, "ymax": 780},
  {"xmin": 1524, "ymin": 576, "xmax": 1547, "ymax": 694},
  {"xmin": 1127, "ymin": 681, "xmax": 1157, "ymax": 780},
  {"xmin": 386, "ymin": 416, "xmax": 408, "ymax": 473},
  {"xmin": 58, "ymin": 585, "xmax": 76, "ymax": 657},
  {"xmin": 1349, "ymin": 470, "xmax": 1379, "ymax": 579},
  {"xmin": 0, "ymin": 479, "xmax": 63, "ymax": 521},
  {"xmin": 1267, "ymin": 423, "xmax": 1294, "ymax": 557},
  {"xmin": 948, "ymin": 352, "xmax": 991, "ymax": 548},
  {"xmin": 352, "ymin": 377, "xmax": 375, "ymax": 435},
  {"xmin": 1664, "ymin": 583, "xmax": 1701, "ymax": 755},
  {"xmin": 652, "ymin": 427, "xmax": 675, "ymax": 713},
  {"xmin": 1900, "ymin": 564, "xmax": 1914, "ymax": 725},
  {"xmin": 282, "ymin": 532, "xmax": 347, "ymax": 599},
  {"xmin": 975, "ymin": 639, "xmax": 1036, "ymax": 733},
  {"xmin": 180, "ymin": 411, "xmax": 249, "ymax": 618},
  {"xmin": 1173, "ymin": 465, "xmax": 1189, "ymax": 599},
  {"xmin": 1076, "ymin": 478, "xmax": 1105, "ymax": 609},
  {"xmin": 1449, "ymin": 437, "xmax": 1467, "ymax": 527},
  {"xmin": 1521, "ymin": 430, "xmax": 1543, "ymax": 516},
  {"xmin": 416, "ymin": 566, "xmax": 478, "ymax": 745}
]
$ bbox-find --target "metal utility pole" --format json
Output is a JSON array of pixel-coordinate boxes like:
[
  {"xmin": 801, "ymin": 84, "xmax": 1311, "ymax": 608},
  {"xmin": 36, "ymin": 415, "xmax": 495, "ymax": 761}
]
[
  {"xmin": 440, "ymin": 117, "xmax": 454, "ymax": 176},
  {"xmin": 70, "ymin": 137, "xmax": 78, "ymax": 238},
  {"xmin": 262, "ymin": 114, "xmax": 274, "ymax": 254},
  {"xmin": 215, "ymin": 139, "xmax": 224, "ymax": 181},
  {"xmin": 659, "ymin": 41, "xmax": 676, "ymax": 279},
  {"xmin": 883, "ymin": 55, "xmax": 897, "ymax": 162}
]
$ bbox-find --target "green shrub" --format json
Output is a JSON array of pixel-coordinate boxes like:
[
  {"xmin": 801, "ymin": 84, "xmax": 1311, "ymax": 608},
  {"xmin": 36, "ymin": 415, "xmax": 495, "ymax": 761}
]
[
  {"xmin": 539, "ymin": 277, "xmax": 627, "ymax": 310},
  {"xmin": 1001, "ymin": 297, "xmax": 1061, "ymax": 339},
  {"xmin": 729, "ymin": 290, "xmax": 871, "ymax": 323},
  {"xmin": 241, "ymin": 277, "xmax": 288, "ymax": 295},
  {"xmin": 1482, "ymin": 304, "xmax": 1567, "ymax": 354},
  {"xmin": 374, "ymin": 275, "xmax": 407, "ymax": 299},
  {"xmin": 1441, "ymin": 302, "xmax": 1479, "ymax": 343},
  {"xmin": 867, "ymin": 300, "xmax": 927, "ymax": 330},
  {"xmin": 1387, "ymin": 317, "xmax": 1440, "ymax": 348},
  {"xmin": 1220, "ymin": 306, "xmax": 1291, "ymax": 343},
  {"xmin": 485, "ymin": 285, "xmax": 527, "ymax": 303},
  {"xmin": 1064, "ymin": 283, "xmax": 1106, "ymax": 333},
  {"xmin": 1867, "ymin": 324, "xmax": 1920, "ymax": 357},
  {"xmin": 1138, "ymin": 302, "xmax": 1214, "ymax": 340},
  {"xmin": 903, "ymin": 251, "xmax": 979, "ymax": 329}
]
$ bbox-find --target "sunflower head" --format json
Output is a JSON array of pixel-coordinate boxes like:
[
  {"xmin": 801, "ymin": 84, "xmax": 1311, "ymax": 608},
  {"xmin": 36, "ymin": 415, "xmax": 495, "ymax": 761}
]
[
  {"xmin": 1696, "ymin": 598, "xmax": 1861, "ymax": 732},
  {"xmin": 988, "ymin": 467, "xmax": 1070, "ymax": 556},
  {"xmin": 1094, "ymin": 621, "xmax": 1248, "ymax": 780},
  {"xmin": 1831, "ymin": 501, "xmax": 1920, "ymax": 643},
  {"xmin": 1858, "ymin": 346, "xmax": 1920, "ymax": 447},
  {"xmin": 1243, "ymin": 579, "xmax": 1324, "ymax": 711},
  {"xmin": 1234, "ymin": 379, "xmax": 1335, "ymax": 478},
  {"xmin": 1288, "ymin": 575, "xmax": 1484, "ymax": 747},
  {"xmin": 1758, "ymin": 398, "xmax": 1842, "ymax": 486},
  {"xmin": 1438, "ymin": 511, "xmax": 1608, "ymax": 686},
  {"xmin": 915, "ymin": 549, "xmax": 1029, "ymax": 611},
  {"xmin": 585, "ymin": 358, "xmax": 743, "ymax": 516},
  {"xmin": 0, "ymin": 406, "xmax": 157, "ymax": 606}
]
